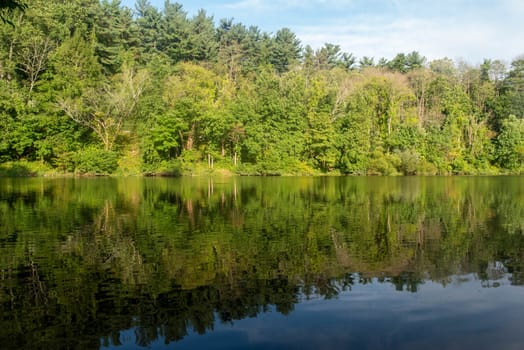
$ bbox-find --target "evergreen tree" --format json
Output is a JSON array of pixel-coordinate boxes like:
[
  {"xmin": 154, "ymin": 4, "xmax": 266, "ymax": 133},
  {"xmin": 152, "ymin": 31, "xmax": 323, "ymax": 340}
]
[{"xmin": 270, "ymin": 28, "xmax": 301, "ymax": 73}]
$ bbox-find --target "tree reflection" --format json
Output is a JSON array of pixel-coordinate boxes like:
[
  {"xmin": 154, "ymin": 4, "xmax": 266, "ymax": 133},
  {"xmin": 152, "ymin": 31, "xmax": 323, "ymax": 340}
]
[{"xmin": 0, "ymin": 176, "xmax": 523, "ymax": 348}]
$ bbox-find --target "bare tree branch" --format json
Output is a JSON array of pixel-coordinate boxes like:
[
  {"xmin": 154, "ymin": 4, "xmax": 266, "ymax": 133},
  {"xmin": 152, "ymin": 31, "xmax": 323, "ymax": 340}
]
[{"xmin": 58, "ymin": 65, "xmax": 149, "ymax": 150}]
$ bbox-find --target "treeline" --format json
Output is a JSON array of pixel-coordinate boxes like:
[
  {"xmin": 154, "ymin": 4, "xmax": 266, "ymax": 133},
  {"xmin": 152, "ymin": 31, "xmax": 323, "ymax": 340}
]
[{"xmin": 0, "ymin": 0, "xmax": 523, "ymax": 175}]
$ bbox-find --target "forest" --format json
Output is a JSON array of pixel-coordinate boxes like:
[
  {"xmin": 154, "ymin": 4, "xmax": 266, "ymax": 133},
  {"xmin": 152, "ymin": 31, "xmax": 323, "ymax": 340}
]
[{"xmin": 0, "ymin": 0, "xmax": 523, "ymax": 176}]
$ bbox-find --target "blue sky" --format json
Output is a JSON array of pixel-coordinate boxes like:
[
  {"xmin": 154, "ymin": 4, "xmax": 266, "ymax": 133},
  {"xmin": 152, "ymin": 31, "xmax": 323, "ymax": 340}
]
[{"xmin": 120, "ymin": 0, "xmax": 524, "ymax": 65}]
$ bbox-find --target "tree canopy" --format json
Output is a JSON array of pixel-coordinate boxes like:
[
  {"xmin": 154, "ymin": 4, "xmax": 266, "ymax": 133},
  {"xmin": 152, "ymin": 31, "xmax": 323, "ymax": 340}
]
[
  {"xmin": 0, "ymin": 0, "xmax": 523, "ymax": 176},
  {"xmin": 0, "ymin": 0, "xmax": 25, "ymax": 24}
]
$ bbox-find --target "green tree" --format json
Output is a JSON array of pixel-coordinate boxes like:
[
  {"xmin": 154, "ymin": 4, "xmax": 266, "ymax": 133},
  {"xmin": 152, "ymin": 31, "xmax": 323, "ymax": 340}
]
[
  {"xmin": 270, "ymin": 27, "xmax": 301, "ymax": 73},
  {"xmin": 496, "ymin": 58, "xmax": 524, "ymax": 120},
  {"xmin": 389, "ymin": 51, "xmax": 426, "ymax": 73},
  {"xmin": 135, "ymin": 0, "xmax": 162, "ymax": 56},
  {"xmin": 163, "ymin": 62, "xmax": 217, "ymax": 151},
  {"xmin": 59, "ymin": 63, "xmax": 149, "ymax": 151},
  {"xmin": 429, "ymin": 57, "xmax": 456, "ymax": 76},
  {"xmin": 187, "ymin": 9, "xmax": 217, "ymax": 62},
  {"xmin": 495, "ymin": 115, "xmax": 524, "ymax": 171},
  {"xmin": 311, "ymin": 43, "xmax": 355, "ymax": 71},
  {"xmin": 242, "ymin": 26, "xmax": 272, "ymax": 74},
  {"xmin": 304, "ymin": 73, "xmax": 337, "ymax": 170},
  {"xmin": 0, "ymin": 0, "xmax": 25, "ymax": 24},
  {"xmin": 216, "ymin": 18, "xmax": 248, "ymax": 82},
  {"xmin": 158, "ymin": 1, "xmax": 190, "ymax": 63},
  {"xmin": 94, "ymin": 0, "xmax": 137, "ymax": 74},
  {"xmin": 359, "ymin": 56, "xmax": 374, "ymax": 69}
]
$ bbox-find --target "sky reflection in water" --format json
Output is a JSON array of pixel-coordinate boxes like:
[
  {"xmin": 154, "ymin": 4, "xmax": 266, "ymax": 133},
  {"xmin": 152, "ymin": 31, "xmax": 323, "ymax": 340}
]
[
  {"xmin": 105, "ymin": 273, "xmax": 524, "ymax": 350},
  {"xmin": 0, "ymin": 177, "xmax": 523, "ymax": 349}
]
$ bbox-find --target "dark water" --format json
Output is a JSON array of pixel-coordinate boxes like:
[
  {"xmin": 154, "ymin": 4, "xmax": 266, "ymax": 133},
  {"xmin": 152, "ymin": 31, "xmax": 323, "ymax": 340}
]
[{"xmin": 0, "ymin": 176, "xmax": 523, "ymax": 349}]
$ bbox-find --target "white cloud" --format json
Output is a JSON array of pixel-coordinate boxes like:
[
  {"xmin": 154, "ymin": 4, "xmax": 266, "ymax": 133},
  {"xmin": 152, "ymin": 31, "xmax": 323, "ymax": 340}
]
[
  {"xmin": 223, "ymin": 0, "xmax": 357, "ymax": 11},
  {"xmin": 124, "ymin": 0, "xmax": 524, "ymax": 63},
  {"xmin": 223, "ymin": 0, "xmax": 268, "ymax": 10},
  {"xmin": 293, "ymin": 6, "xmax": 524, "ymax": 63}
]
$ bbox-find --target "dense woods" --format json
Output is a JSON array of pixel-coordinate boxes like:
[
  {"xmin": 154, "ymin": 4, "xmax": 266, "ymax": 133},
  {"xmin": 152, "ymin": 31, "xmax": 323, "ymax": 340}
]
[{"xmin": 0, "ymin": 0, "xmax": 523, "ymax": 175}]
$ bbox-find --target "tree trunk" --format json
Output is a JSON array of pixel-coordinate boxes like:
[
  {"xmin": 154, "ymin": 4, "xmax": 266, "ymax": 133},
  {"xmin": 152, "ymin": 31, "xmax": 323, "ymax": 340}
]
[
  {"xmin": 418, "ymin": 96, "xmax": 425, "ymax": 127},
  {"xmin": 186, "ymin": 124, "xmax": 195, "ymax": 150}
]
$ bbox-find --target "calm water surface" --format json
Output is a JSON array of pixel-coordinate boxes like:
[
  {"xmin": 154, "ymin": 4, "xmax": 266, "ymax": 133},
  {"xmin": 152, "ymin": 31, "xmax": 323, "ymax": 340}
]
[{"xmin": 0, "ymin": 176, "xmax": 523, "ymax": 349}]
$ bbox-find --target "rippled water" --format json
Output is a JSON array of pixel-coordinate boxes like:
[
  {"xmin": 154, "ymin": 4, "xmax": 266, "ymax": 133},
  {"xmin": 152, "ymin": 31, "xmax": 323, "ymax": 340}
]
[{"xmin": 0, "ymin": 176, "xmax": 523, "ymax": 349}]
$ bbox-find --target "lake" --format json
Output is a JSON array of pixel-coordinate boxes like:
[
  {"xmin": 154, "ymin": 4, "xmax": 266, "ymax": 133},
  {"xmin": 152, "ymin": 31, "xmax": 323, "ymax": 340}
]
[{"xmin": 0, "ymin": 176, "xmax": 523, "ymax": 349}]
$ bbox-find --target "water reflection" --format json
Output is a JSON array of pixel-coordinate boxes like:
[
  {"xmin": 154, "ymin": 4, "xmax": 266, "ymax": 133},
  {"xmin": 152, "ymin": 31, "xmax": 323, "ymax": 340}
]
[{"xmin": 0, "ymin": 176, "xmax": 523, "ymax": 349}]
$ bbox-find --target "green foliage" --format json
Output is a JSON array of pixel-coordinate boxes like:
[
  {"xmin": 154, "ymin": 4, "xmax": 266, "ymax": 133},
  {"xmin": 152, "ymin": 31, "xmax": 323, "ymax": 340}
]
[
  {"xmin": 501, "ymin": 59, "xmax": 524, "ymax": 117},
  {"xmin": 94, "ymin": 0, "xmax": 137, "ymax": 74},
  {"xmin": 495, "ymin": 115, "xmax": 524, "ymax": 171},
  {"xmin": 388, "ymin": 51, "xmax": 426, "ymax": 73},
  {"xmin": 397, "ymin": 149, "xmax": 423, "ymax": 175},
  {"xmin": 0, "ymin": 160, "xmax": 51, "ymax": 176},
  {"xmin": 0, "ymin": 0, "xmax": 521, "ymax": 175},
  {"xmin": 0, "ymin": 0, "xmax": 25, "ymax": 25},
  {"xmin": 74, "ymin": 146, "xmax": 118, "ymax": 174},
  {"xmin": 367, "ymin": 149, "xmax": 401, "ymax": 175},
  {"xmin": 147, "ymin": 159, "xmax": 182, "ymax": 176},
  {"xmin": 270, "ymin": 28, "xmax": 301, "ymax": 73}
]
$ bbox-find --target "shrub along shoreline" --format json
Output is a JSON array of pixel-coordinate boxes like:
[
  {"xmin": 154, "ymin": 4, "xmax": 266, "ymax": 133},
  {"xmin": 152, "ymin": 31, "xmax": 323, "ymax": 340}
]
[{"xmin": 0, "ymin": 159, "xmax": 517, "ymax": 177}]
